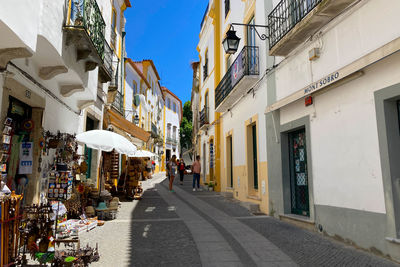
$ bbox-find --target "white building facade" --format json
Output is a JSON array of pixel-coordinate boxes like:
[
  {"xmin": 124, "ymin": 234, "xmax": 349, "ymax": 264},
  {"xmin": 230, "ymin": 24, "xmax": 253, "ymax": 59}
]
[
  {"xmin": 194, "ymin": 0, "xmax": 400, "ymax": 260},
  {"xmin": 265, "ymin": 0, "xmax": 400, "ymax": 261},
  {"xmin": 162, "ymin": 87, "xmax": 182, "ymax": 165},
  {"xmin": 124, "ymin": 59, "xmax": 165, "ymax": 172},
  {"xmin": 0, "ymin": 0, "xmax": 130, "ymax": 204}
]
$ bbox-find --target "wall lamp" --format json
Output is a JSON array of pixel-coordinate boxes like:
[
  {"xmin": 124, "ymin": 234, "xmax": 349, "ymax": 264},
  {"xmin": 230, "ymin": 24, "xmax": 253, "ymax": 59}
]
[{"xmin": 222, "ymin": 23, "xmax": 269, "ymax": 54}]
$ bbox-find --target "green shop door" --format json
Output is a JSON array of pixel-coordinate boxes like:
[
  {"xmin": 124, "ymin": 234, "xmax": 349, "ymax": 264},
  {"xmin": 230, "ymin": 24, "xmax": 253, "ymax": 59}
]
[{"xmin": 288, "ymin": 129, "xmax": 309, "ymax": 216}]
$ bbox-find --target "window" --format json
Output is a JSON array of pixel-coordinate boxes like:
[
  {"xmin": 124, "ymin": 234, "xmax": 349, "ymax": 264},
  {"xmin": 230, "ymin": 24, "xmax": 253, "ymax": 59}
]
[
  {"xmin": 205, "ymin": 92, "xmax": 209, "ymax": 120},
  {"xmin": 111, "ymin": 9, "xmax": 117, "ymax": 49},
  {"xmin": 173, "ymin": 102, "xmax": 176, "ymax": 113},
  {"xmin": 167, "ymin": 123, "xmax": 171, "ymax": 138},
  {"xmin": 167, "ymin": 98, "xmax": 171, "ymax": 109},
  {"xmin": 225, "ymin": 0, "xmax": 230, "ymax": 18},
  {"xmin": 133, "ymin": 81, "xmax": 137, "ymax": 94},
  {"xmin": 173, "ymin": 126, "xmax": 177, "ymax": 140},
  {"xmin": 226, "ymin": 135, "xmax": 233, "ymax": 187},
  {"xmin": 203, "ymin": 50, "xmax": 208, "ymax": 81},
  {"xmin": 247, "ymin": 122, "xmax": 258, "ymax": 191},
  {"xmin": 247, "ymin": 16, "xmax": 255, "ymax": 47}
]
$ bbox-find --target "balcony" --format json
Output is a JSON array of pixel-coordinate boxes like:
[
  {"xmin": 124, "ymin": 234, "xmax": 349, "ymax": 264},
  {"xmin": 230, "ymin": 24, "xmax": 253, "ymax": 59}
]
[
  {"xmin": 148, "ymin": 123, "xmax": 158, "ymax": 138},
  {"xmin": 199, "ymin": 107, "xmax": 209, "ymax": 129},
  {"xmin": 166, "ymin": 136, "xmax": 178, "ymax": 146},
  {"xmin": 268, "ymin": 0, "xmax": 359, "ymax": 56},
  {"xmin": 110, "ymin": 28, "xmax": 117, "ymax": 49},
  {"xmin": 64, "ymin": 0, "xmax": 113, "ymax": 82},
  {"xmin": 215, "ymin": 46, "xmax": 259, "ymax": 112},
  {"xmin": 112, "ymin": 90, "xmax": 124, "ymax": 115}
]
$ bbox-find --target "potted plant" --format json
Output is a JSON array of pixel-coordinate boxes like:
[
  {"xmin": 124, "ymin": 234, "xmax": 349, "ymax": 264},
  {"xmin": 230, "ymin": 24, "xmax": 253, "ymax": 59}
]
[{"xmin": 208, "ymin": 181, "xmax": 215, "ymax": 191}]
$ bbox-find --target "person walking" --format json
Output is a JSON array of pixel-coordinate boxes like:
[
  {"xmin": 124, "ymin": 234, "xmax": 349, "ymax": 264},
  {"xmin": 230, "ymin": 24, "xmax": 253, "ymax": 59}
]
[
  {"xmin": 152, "ymin": 160, "xmax": 155, "ymax": 174},
  {"xmin": 178, "ymin": 159, "xmax": 186, "ymax": 185},
  {"xmin": 146, "ymin": 158, "xmax": 152, "ymax": 179},
  {"xmin": 191, "ymin": 156, "xmax": 201, "ymax": 191},
  {"xmin": 167, "ymin": 155, "xmax": 177, "ymax": 192}
]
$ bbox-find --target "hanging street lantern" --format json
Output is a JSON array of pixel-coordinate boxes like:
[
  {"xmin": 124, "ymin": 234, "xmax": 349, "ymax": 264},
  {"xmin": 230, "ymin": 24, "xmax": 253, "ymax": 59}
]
[
  {"xmin": 133, "ymin": 114, "xmax": 140, "ymax": 125},
  {"xmin": 222, "ymin": 28, "xmax": 241, "ymax": 54}
]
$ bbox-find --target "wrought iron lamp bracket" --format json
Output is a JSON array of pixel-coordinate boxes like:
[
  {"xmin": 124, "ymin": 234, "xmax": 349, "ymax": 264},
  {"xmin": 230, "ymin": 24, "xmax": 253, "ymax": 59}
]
[{"xmin": 230, "ymin": 23, "xmax": 270, "ymax": 41}]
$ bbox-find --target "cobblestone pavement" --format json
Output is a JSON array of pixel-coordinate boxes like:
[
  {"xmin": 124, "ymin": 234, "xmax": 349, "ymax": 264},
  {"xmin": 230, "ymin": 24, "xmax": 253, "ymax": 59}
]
[{"xmin": 80, "ymin": 173, "xmax": 399, "ymax": 266}]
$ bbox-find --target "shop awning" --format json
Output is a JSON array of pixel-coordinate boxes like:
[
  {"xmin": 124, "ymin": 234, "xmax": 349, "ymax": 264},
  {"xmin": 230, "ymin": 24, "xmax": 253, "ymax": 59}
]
[{"xmin": 104, "ymin": 108, "xmax": 150, "ymax": 143}]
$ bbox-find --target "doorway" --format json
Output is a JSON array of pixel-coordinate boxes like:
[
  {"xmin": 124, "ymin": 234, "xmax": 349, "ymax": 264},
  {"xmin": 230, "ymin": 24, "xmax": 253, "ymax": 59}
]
[
  {"xmin": 226, "ymin": 135, "xmax": 233, "ymax": 187},
  {"xmin": 209, "ymin": 141, "xmax": 214, "ymax": 181},
  {"xmin": 203, "ymin": 143, "xmax": 206, "ymax": 183},
  {"xmin": 288, "ymin": 129, "xmax": 309, "ymax": 216},
  {"xmin": 166, "ymin": 149, "xmax": 171, "ymax": 162}
]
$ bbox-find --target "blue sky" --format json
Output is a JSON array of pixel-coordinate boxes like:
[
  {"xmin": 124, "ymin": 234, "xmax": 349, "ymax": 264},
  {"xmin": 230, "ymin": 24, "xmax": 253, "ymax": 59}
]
[{"xmin": 124, "ymin": 0, "xmax": 207, "ymax": 104}]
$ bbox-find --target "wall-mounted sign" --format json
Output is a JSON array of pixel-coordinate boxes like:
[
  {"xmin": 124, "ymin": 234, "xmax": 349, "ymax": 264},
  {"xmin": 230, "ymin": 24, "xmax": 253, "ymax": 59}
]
[
  {"xmin": 19, "ymin": 142, "xmax": 33, "ymax": 174},
  {"xmin": 304, "ymin": 72, "xmax": 340, "ymax": 95},
  {"xmin": 231, "ymin": 55, "xmax": 244, "ymax": 87}
]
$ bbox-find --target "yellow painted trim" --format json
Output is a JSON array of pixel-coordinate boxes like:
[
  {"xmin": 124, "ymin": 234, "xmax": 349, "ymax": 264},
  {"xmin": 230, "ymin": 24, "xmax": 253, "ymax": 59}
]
[
  {"xmin": 225, "ymin": 129, "xmax": 233, "ymax": 137},
  {"xmin": 225, "ymin": 129, "xmax": 233, "ymax": 188},
  {"xmin": 224, "ymin": 10, "xmax": 231, "ymax": 25},
  {"xmin": 213, "ymin": 0, "xmax": 222, "ymax": 192},
  {"xmin": 123, "ymin": 63, "xmax": 126, "ymax": 111},
  {"xmin": 67, "ymin": 0, "xmax": 72, "ymax": 25},
  {"xmin": 244, "ymin": 0, "xmax": 256, "ymax": 24},
  {"xmin": 139, "ymin": 103, "xmax": 142, "ymax": 126},
  {"xmin": 204, "ymin": 88, "xmax": 209, "ymax": 109},
  {"xmin": 244, "ymin": 114, "xmax": 260, "ymax": 197},
  {"xmin": 243, "ymin": 3, "xmax": 256, "ymax": 46}
]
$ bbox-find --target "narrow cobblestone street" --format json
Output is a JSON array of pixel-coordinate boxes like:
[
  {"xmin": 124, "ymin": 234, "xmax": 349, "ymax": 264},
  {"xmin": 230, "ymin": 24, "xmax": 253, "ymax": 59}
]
[{"xmin": 80, "ymin": 173, "xmax": 398, "ymax": 267}]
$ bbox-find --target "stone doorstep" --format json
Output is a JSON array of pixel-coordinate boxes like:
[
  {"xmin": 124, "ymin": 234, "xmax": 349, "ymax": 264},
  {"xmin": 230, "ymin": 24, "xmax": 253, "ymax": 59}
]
[
  {"xmin": 279, "ymin": 214, "xmax": 316, "ymax": 232},
  {"xmin": 239, "ymin": 201, "xmax": 261, "ymax": 214},
  {"xmin": 219, "ymin": 191, "xmax": 233, "ymax": 198}
]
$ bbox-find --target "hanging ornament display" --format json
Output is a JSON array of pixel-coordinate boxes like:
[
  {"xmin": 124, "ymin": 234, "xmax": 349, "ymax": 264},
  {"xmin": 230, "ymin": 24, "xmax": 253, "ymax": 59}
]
[{"xmin": 22, "ymin": 119, "xmax": 34, "ymax": 132}]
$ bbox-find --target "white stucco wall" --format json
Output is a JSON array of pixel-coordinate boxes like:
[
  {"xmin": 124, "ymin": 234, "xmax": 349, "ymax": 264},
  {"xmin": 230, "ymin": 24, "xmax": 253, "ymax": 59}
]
[
  {"xmin": 124, "ymin": 63, "xmax": 141, "ymax": 122},
  {"xmin": 274, "ymin": 0, "xmax": 400, "ymax": 102},
  {"xmin": 0, "ymin": 0, "xmax": 40, "ymax": 51},
  {"xmin": 278, "ymin": 28, "xmax": 400, "ymax": 215}
]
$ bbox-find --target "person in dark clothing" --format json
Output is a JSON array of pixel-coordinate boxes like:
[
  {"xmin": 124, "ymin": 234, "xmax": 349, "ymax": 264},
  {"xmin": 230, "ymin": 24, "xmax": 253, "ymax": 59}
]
[{"xmin": 178, "ymin": 159, "xmax": 186, "ymax": 185}]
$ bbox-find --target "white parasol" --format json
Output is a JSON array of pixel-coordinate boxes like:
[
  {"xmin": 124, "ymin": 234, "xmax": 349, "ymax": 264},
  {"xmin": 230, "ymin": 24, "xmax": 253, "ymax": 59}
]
[
  {"xmin": 130, "ymin": 149, "xmax": 156, "ymax": 158},
  {"xmin": 76, "ymin": 130, "xmax": 137, "ymax": 155}
]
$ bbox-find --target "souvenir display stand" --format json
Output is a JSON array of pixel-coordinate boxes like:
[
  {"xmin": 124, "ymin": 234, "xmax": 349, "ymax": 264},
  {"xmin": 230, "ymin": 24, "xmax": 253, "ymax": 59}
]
[
  {"xmin": 17, "ymin": 203, "xmax": 99, "ymax": 266},
  {"xmin": 119, "ymin": 157, "xmax": 144, "ymax": 200},
  {"xmin": 7, "ymin": 129, "xmax": 102, "ymax": 266},
  {"xmin": 0, "ymin": 192, "xmax": 23, "ymax": 267}
]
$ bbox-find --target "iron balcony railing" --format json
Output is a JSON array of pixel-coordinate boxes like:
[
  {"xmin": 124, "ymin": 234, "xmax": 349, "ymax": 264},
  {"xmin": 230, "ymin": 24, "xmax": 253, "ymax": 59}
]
[
  {"xmin": 215, "ymin": 46, "xmax": 259, "ymax": 109},
  {"xmin": 200, "ymin": 3, "xmax": 209, "ymax": 29},
  {"xmin": 103, "ymin": 40, "xmax": 113, "ymax": 78},
  {"xmin": 112, "ymin": 90, "xmax": 124, "ymax": 115},
  {"xmin": 200, "ymin": 107, "xmax": 209, "ymax": 128},
  {"xmin": 268, "ymin": 0, "xmax": 323, "ymax": 49},
  {"xmin": 110, "ymin": 28, "xmax": 117, "ymax": 49},
  {"xmin": 166, "ymin": 136, "xmax": 178, "ymax": 145},
  {"xmin": 68, "ymin": 0, "xmax": 106, "ymax": 59}
]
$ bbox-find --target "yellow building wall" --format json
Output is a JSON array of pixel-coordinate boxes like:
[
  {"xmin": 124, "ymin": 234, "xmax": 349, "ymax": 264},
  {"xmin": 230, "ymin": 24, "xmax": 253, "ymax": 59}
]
[{"xmin": 224, "ymin": 162, "xmax": 269, "ymax": 214}]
